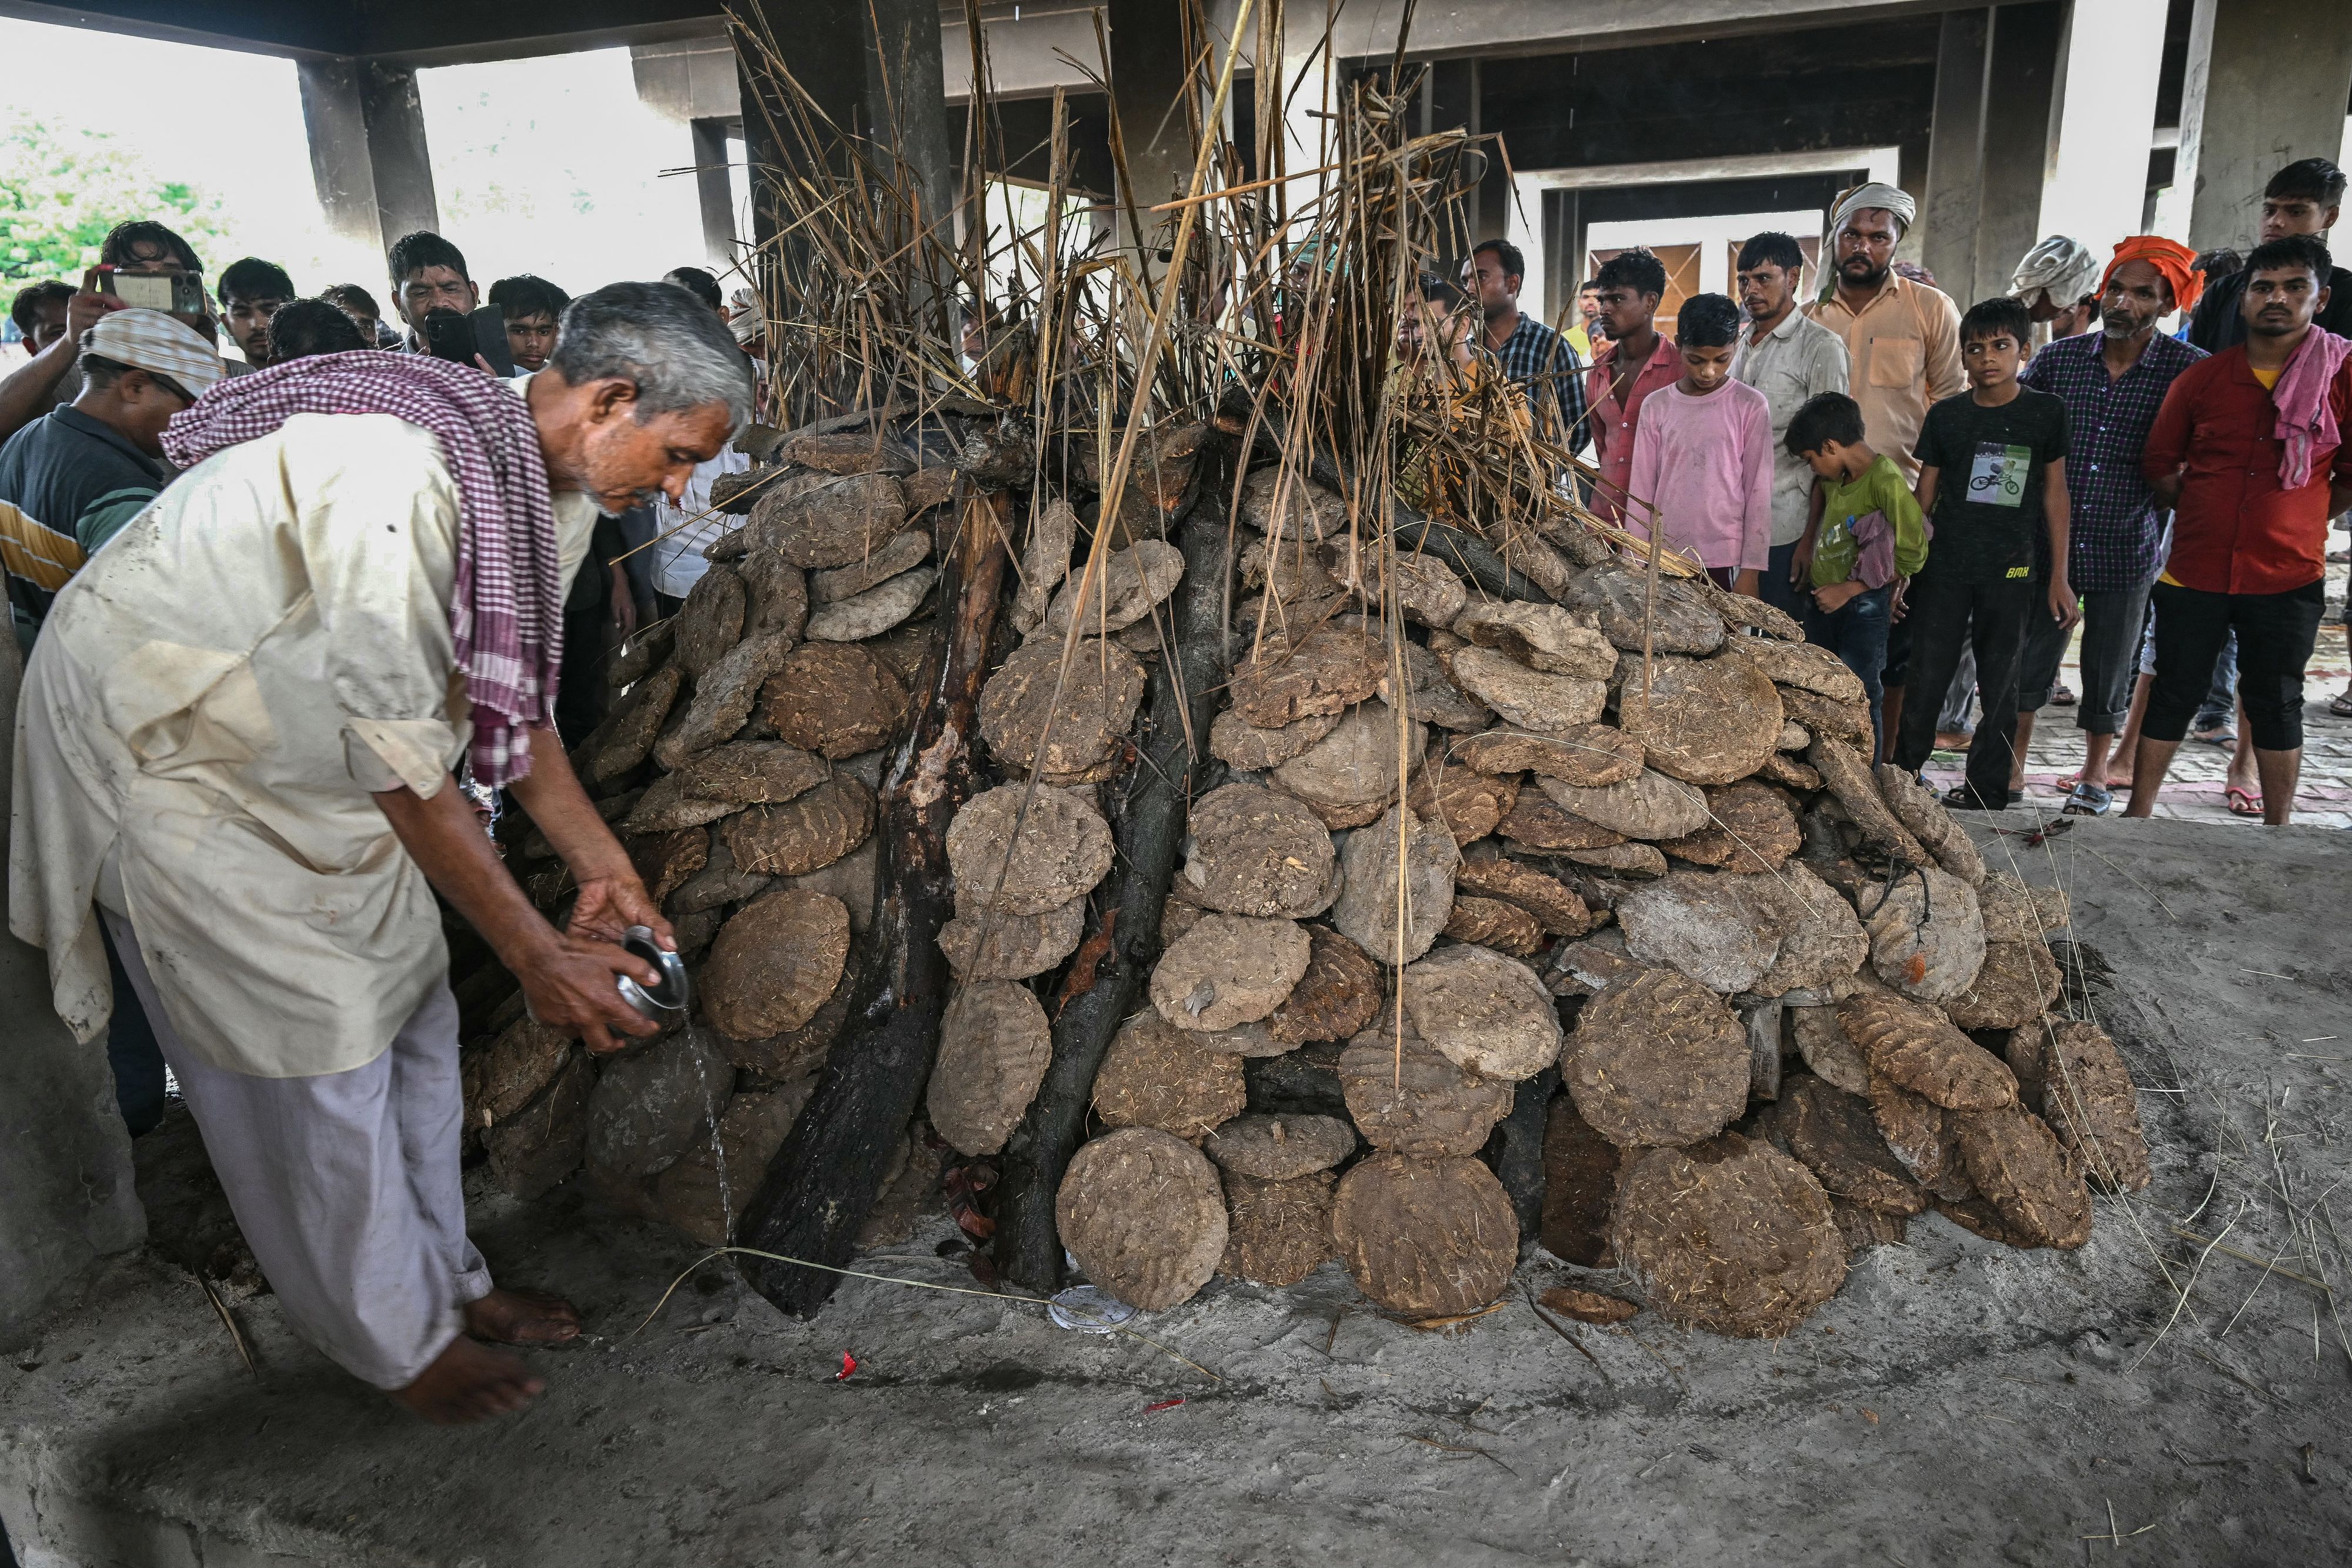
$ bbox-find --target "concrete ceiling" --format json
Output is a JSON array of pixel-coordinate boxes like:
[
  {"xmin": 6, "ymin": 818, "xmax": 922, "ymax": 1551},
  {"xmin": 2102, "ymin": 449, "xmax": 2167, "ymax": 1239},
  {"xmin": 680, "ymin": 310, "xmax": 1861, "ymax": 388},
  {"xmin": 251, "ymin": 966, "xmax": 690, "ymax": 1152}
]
[{"xmin": 0, "ymin": 0, "xmax": 1979, "ymax": 78}]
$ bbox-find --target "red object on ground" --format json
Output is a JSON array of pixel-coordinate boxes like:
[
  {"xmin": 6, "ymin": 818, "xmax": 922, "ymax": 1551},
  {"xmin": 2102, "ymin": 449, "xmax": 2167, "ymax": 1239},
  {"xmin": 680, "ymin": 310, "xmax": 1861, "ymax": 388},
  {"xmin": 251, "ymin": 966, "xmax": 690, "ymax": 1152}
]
[
  {"xmin": 1143, "ymin": 1398, "xmax": 1185, "ymax": 1413},
  {"xmin": 834, "ymin": 1352, "xmax": 857, "ymax": 1381}
]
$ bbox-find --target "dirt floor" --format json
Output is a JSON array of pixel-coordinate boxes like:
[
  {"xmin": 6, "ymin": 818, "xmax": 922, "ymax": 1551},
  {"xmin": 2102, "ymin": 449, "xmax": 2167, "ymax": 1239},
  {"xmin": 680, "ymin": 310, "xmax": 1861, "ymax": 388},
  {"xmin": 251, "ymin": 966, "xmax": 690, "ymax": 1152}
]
[{"xmin": 4, "ymin": 811, "xmax": 2349, "ymax": 1567}]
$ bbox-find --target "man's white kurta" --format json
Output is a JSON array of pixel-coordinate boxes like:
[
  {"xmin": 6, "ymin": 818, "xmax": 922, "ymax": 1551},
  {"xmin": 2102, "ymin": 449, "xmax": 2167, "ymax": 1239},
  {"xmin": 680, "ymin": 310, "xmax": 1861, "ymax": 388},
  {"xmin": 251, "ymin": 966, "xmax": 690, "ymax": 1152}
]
[{"xmin": 9, "ymin": 409, "xmax": 594, "ymax": 1078}]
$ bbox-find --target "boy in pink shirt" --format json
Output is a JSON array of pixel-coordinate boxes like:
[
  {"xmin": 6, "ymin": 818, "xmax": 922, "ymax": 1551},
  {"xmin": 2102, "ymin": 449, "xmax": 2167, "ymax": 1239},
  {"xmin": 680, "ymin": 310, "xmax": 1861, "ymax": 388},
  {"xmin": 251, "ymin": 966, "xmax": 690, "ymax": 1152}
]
[{"xmin": 1624, "ymin": 292, "xmax": 1775, "ymax": 594}]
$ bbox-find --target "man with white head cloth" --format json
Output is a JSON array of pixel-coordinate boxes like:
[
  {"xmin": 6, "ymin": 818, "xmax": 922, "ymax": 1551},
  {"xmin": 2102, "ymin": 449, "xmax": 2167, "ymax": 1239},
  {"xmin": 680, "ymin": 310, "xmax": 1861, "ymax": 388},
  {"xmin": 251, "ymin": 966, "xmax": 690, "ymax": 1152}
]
[
  {"xmin": 1808, "ymin": 182, "xmax": 1965, "ymax": 760},
  {"xmin": 1808, "ymin": 183, "xmax": 1964, "ymax": 481},
  {"xmin": 2011, "ymin": 236, "xmax": 2102, "ymax": 343},
  {"xmin": 11, "ymin": 280, "xmax": 753, "ymax": 1423}
]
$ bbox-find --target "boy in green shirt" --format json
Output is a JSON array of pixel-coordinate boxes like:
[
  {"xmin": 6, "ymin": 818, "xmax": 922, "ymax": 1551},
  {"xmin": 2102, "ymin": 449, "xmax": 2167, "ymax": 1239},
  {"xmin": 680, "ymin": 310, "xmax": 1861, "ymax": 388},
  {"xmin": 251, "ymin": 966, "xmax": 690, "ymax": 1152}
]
[{"xmin": 1786, "ymin": 390, "xmax": 1929, "ymax": 753}]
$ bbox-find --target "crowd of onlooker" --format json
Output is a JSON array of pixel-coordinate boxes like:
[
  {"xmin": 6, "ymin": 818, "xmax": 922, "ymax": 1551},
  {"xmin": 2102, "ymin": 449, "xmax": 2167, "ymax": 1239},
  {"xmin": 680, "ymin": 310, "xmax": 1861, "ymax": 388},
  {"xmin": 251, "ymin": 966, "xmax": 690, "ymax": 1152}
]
[
  {"xmin": 5, "ymin": 156, "xmax": 2351, "ymax": 838},
  {"xmin": 1414, "ymin": 157, "xmax": 2352, "ymax": 828},
  {"xmin": 0, "ymin": 222, "xmax": 766, "ymax": 758}
]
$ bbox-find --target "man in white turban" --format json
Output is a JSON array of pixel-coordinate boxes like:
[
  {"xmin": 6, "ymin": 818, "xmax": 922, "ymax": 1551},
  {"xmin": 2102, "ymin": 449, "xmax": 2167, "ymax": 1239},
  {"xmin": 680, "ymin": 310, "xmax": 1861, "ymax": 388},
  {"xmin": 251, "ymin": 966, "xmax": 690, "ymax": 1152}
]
[
  {"xmin": 2010, "ymin": 235, "xmax": 2101, "ymax": 341},
  {"xmin": 1805, "ymin": 180, "xmax": 1965, "ymax": 762}
]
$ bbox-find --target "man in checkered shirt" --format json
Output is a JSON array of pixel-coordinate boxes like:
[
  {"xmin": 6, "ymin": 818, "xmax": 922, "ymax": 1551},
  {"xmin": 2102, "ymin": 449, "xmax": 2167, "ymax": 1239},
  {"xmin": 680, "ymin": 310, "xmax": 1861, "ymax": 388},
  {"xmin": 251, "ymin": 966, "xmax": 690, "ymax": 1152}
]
[
  {"xmin": 1463, "ymin": 239, "xmax": 1589, "ymax": 453},
  {"xmin": 2014, "ymin": 236, "xmax": 2208, "ymax": 814}
]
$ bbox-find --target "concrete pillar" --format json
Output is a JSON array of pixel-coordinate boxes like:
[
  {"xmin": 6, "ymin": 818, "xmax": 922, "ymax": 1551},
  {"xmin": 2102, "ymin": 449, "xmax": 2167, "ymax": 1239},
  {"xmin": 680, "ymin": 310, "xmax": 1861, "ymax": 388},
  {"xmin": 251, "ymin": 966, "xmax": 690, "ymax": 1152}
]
[
  {"xmin": 734, "ymin": 1, "xmax": 951, "ymax": 252},
  {"xmin": 296, "ymin": 56, "xmax": 440, "ymax": 263},
  {"xmin": 2037, "ymin": 0, "xmax": 2168, "ymax": 269},
  {"xmin": 2176, "ymin": 0, "xmax": 2352, "ymax": 250},
  {"xmin": 1919, "ymin": 3, "xmax": 2066, "ymax": 307},
  {"xmin": 632, "ymin": 37, "xmax": 748, "ymax": 274},
  {"xmin": 1281, "ymin": 2, "xmax": 1337, "ymax": 229},
  {"xmin": 864, "ymin": 0, "xmax": 955, "ymax": 248},
  {"xmin": 1108, "ymin": 0, "xmax": 1195, "ymax": 249},
  {"xmin": 0, "ymin": 637, "xmax": 142, "ymax": 1348}
]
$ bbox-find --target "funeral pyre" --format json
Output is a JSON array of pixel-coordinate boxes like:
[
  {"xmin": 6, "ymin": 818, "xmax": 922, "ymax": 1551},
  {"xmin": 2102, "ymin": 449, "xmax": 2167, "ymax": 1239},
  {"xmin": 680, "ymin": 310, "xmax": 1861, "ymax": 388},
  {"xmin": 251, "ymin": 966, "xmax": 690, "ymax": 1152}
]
[{"xmin": 449, "ymin": 16, "xmax": 2149, "ymax": 1339}]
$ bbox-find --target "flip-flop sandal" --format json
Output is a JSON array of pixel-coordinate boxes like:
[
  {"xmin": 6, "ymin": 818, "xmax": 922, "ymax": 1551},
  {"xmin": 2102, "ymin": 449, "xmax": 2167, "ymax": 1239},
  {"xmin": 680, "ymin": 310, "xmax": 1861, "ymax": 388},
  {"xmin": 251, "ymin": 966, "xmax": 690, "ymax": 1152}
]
[
  {"xmin": 2050, "ymin": 684, "xmax": 2077, "ymax": 707},
  {"xmin": 2062, "ymin": 781, "xmax": 2113, "ymax": 815},
  {"xmin": 2193, "ymin": 726, "xmax": 2239, "ymax": 746},
  {"xmin": 2331, "ymin": 693, "xmax": 2352, "ymax": 718},
  {"xmin": 2225, "ymin": 785, "xmax": 2263, "ymax": 817}
]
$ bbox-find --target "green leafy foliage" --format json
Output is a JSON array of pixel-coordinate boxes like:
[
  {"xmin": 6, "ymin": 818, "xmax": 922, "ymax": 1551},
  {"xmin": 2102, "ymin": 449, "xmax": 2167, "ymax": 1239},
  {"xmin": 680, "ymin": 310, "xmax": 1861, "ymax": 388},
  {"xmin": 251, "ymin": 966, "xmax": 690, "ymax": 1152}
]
[{"xmin": 0, "ymin": 115, "xmax": 228, "ymax": 287}]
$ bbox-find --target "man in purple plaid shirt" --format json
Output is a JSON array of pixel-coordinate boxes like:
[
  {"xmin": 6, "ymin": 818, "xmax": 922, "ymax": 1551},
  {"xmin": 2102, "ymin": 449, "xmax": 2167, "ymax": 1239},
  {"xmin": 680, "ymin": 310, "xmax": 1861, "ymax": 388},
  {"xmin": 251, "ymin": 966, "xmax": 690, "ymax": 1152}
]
[
  {"xmin": 1464, "ymin": 239, "xmax": 1589, "ymax": 452},
  {"xmin": 2014, "ymin": 237, "xmax": 2207, "ymax": 813}
]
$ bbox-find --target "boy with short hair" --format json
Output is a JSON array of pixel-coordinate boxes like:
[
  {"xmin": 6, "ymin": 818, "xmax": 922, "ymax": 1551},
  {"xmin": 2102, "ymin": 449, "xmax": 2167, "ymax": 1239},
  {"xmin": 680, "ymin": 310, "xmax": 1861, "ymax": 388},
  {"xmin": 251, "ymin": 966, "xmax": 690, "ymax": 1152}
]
[
  {"xmin": 1785, "ymin": 391, "xmax": 1927, "ymax": 748},
  {"xmin": 216, "ymin": 258, "xmax": 295, "ymax": 369},
  {"xmin": 487, "ymin": 275, "xmax": 571, "ymax": 375},
  {"xmin": 1893, "ymin": 297, "xmax": 2076, "ymax": 808},
  {"xmin": 1623, "ymin": 292, "xmax": 1774, "ymax": 594}
]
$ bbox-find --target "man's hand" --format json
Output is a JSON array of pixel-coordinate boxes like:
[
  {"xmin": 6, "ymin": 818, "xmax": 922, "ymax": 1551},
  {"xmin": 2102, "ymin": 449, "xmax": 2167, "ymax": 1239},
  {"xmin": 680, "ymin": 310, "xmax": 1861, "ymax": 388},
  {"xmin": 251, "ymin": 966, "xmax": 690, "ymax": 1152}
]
[
  {"xmin": 513, "ymin": 927, "xmax": 663, "ymax": 1057},
  {"xmin": 609, "ymin": 563, "xmax": 637, "ymax": 640},
  {"xmin": 2047, "ymin": 574, "xmax": 2082, "ymax": 631},
  {"xmin": 65, "ymin": 289, "xmax": 120, "ymax": 343},
  {"xmin": 1889, "ymin": 577, "xmax": 1912, "ymax": 623},
  {"xmin": 568, "ymin": 871, "xmax": 673, "ymax": 950},
  {"xmin": 1789, "ymin": 537, "xmax": 1815, "ymax": 584},
  {"xmin": 1812, "ymin": 578, "xmax": 1865, "ymax": 613}
]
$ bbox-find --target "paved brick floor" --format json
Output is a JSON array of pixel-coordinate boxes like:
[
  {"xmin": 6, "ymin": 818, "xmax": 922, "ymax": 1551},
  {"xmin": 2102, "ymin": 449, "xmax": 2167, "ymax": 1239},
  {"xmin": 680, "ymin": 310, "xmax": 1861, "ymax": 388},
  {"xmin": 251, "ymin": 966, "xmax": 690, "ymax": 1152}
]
[{"xmin": 1919, "ymin": 557, "xmax": 2352, "ymax": 829}]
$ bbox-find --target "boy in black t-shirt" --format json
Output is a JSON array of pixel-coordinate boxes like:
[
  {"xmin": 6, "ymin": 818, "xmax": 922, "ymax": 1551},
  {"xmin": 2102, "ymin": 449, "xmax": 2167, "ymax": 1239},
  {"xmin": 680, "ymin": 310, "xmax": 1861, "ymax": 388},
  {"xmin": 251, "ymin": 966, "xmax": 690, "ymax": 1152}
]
[{"xmin": 1892, "ymin": 297, "xmax": 2077, "ymax": 809}]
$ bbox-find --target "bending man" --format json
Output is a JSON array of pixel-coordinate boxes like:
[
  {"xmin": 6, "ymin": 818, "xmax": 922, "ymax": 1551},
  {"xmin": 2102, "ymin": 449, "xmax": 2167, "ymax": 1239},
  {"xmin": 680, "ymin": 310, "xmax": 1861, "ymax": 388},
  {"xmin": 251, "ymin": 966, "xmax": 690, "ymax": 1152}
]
[{"xmin": 11, "ymin": 281, "xmax": 753, "ymax": 1420}]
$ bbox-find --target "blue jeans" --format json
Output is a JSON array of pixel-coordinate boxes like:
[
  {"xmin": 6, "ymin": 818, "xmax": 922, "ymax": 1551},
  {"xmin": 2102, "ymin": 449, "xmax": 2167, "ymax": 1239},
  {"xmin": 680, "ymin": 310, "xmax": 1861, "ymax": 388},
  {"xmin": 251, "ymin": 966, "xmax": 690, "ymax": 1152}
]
[{"xmin": 1805, "ymin": 583, "xmax": 1893, "ymax": 750}]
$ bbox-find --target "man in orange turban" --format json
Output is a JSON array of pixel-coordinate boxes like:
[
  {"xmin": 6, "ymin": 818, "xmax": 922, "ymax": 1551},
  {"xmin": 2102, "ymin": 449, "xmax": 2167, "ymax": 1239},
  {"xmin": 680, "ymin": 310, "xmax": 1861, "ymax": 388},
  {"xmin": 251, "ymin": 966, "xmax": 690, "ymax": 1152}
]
[{"xmin": 2099, "ymin": 235, "xmax": 2205, "ymax": 320}]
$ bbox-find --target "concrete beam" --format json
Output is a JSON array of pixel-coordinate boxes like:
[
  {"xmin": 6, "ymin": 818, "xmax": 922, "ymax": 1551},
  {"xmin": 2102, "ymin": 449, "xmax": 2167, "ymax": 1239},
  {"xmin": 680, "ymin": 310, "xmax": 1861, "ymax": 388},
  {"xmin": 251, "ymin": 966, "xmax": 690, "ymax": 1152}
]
[
  {"xmin": 2175, "ymin": 0, "xmax": 2352, "ymax": 252},
  {"xmin": 295, "ymin": 57, "xmax": 441, "ymax": 267}
]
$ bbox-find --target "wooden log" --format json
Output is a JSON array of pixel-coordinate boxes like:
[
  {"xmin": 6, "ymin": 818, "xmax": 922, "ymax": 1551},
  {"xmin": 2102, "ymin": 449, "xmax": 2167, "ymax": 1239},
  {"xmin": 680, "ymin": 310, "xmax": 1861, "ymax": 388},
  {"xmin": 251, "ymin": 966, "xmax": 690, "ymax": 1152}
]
[
  {"xmin": 1489, "ymin": 1065, "xmax": 1558, "ymax": 1241},
  {"xmin": 991, "ymin": 451, "xmax": 1235, "ymax": 1295},
  {"xmin": 1299, "ymin": 450, "xmax": 1546, "ymax": 603},
  {"xmin": 734, "ymin": 483, "xmax": 1010, "ymax": 1318}
]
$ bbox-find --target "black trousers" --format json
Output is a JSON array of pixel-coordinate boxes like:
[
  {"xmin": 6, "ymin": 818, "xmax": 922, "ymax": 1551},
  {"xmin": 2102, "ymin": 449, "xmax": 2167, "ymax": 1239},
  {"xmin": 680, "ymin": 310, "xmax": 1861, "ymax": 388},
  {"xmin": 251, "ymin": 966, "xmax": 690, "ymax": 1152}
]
[
  {"xmin": 1893, "ymin": 570, "xmax": 2037, "ymax": 806},
  {"xmin": 2143, "ymin": 578, "xmax": 2325, "ymax": 752}
]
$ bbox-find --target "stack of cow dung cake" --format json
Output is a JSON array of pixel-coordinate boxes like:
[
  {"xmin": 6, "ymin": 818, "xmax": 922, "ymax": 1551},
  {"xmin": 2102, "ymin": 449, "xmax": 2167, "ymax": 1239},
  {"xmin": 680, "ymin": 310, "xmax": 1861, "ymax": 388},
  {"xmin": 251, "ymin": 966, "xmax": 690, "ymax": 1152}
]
[
  {"xmin": 462, "ymin": 428, "xmax": 964, "ymax": 1243},
  {"xmin": 1038, "ymin": 464, "xmax": 2149, "ymax": 1338}
]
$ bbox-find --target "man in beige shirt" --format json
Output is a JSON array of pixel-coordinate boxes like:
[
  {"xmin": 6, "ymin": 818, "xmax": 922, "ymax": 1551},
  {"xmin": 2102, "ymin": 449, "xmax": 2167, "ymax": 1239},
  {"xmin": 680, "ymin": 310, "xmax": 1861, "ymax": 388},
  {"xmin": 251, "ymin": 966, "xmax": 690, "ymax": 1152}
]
[
  {"xmin": 1808, "ymin": 183, "xmax": 1965, "ymax": 480},
  {"xmin": 11, "ymin": 280, "xmax": 752, "ymax": 1423}
]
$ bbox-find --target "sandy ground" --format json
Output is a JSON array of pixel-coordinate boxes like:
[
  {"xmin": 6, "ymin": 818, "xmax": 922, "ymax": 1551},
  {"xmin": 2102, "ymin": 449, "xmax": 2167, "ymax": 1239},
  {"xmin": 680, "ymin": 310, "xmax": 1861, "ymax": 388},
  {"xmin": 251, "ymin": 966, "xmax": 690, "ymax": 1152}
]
[{"xmin": 3, "ymin": 811, "xmax": 2349, "ymax": 1567}]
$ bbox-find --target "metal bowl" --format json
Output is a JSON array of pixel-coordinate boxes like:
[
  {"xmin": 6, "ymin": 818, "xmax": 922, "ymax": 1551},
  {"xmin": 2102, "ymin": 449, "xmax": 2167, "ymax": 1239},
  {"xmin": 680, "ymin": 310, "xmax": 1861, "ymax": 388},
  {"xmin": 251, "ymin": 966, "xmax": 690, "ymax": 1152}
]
[{"xmin": 616, "ymin": 925, "xmax": 692, "ymax": 1021}]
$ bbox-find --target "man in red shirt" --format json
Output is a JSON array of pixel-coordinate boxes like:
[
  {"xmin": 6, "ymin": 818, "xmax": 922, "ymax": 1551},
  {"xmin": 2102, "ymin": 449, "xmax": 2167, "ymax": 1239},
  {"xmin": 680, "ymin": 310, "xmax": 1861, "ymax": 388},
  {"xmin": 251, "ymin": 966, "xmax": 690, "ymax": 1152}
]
[
  {"xmin": 2129, "ymin": 235, "xmax": 2352, "ymax": 824},
  {"xmin": 1582, "ymin": 249, "xmax": 1682, "ymax": 524}
]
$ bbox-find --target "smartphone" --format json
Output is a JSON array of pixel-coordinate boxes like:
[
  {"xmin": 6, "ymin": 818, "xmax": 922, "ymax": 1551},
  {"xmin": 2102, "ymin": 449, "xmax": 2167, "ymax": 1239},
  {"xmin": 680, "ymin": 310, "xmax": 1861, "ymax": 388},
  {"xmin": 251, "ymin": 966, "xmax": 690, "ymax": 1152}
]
[
  {"xmin": 83, "ymin": 265, "xmax": 206, "ymax": 318},
  {"xmin": 423, "ymin": 305, "xmax": 517, "ymax": 377}
]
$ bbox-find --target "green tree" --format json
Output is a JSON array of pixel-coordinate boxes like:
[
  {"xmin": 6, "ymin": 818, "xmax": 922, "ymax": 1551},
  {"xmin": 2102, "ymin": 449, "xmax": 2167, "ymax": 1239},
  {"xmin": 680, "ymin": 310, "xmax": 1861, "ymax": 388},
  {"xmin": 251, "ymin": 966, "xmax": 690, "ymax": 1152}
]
[{"xmin": 0, "ymin": 114, "xmax": 229, "ymax": 288}]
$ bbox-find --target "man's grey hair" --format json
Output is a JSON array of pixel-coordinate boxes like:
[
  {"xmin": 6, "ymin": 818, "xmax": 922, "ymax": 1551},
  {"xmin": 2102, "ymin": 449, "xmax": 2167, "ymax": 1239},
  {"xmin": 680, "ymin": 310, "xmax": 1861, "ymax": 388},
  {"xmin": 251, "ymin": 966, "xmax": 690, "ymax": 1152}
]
[{"xmin": 549, "ymin": 280, "xmax": 755, "ymax": 433}]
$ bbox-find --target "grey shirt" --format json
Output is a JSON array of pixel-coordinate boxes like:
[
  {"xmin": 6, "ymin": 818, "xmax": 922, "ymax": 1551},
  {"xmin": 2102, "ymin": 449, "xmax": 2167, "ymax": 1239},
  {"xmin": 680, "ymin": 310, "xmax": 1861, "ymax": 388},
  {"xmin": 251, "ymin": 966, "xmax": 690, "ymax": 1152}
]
[{"xmin": 1730, "ymin": 307, "xmax": 1850, "ymax": 547}]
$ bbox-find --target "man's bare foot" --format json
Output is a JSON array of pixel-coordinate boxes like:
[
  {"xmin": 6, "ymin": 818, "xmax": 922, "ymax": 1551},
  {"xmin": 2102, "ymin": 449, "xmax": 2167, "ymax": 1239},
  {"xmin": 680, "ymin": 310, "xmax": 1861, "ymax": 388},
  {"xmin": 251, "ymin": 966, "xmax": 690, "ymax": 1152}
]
[
  {"xmin": 392, "ymin": 1336, "xmax": 543, "ymax": 1425},
  {"xmin": 464, "ymin": 1286, "xmax": 583, "ymax": 1346},
  {"xmin": 1935, "ymin": 729, "xmax": 1975, "ymax": 753}
]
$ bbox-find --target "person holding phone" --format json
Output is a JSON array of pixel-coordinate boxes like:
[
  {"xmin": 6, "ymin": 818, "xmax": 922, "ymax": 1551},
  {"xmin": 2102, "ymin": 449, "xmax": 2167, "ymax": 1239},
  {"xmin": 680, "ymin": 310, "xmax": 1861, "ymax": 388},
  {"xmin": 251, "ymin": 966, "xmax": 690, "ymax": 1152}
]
[{"xmin": 0, "ymin": 219, "xmax": 212, "ymax": 443}]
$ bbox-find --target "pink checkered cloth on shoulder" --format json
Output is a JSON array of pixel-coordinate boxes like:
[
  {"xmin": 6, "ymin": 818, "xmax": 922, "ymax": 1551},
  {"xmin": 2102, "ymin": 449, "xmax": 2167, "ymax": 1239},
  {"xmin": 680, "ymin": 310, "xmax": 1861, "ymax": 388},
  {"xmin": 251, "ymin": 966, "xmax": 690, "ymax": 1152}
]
[{"xmin": 162, "ymin": 350, "xmax": 562, "ymax": 787}]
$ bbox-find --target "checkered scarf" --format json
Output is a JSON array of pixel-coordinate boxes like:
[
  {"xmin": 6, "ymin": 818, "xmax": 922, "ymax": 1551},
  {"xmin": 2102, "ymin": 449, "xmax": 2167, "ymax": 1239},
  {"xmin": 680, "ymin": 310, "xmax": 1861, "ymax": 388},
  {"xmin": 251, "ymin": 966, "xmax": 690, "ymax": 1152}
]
[{"xmin": 162, "ymin": 350, "xmax": 562, "ymax": 787}]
